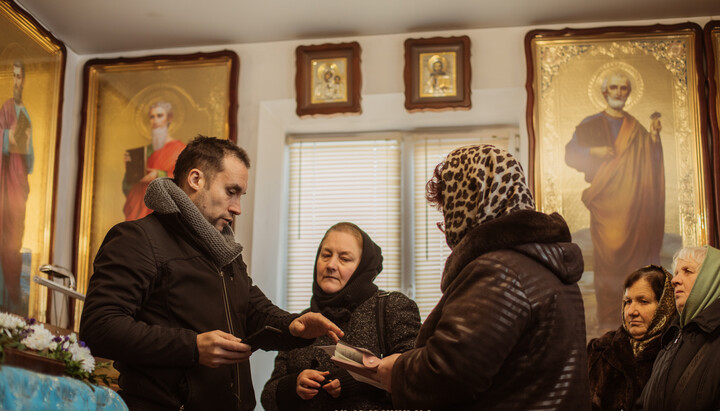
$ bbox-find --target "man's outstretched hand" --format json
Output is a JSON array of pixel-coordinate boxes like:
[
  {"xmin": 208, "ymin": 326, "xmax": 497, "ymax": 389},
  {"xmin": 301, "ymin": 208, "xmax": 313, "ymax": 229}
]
[{"xmin": 289, "ymin": 312, "xmax": 344, "ymax": 342}]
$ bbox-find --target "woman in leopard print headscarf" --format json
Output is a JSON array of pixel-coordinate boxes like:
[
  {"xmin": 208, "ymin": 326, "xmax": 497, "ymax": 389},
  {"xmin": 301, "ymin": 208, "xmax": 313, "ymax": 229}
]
[
  {"xmin": 428, "ymin": 145, "xmax": 536, "ymax": 249},
  {"xmin": 378, "ymin": 144, "xmax": 592, "ymax": 410}
]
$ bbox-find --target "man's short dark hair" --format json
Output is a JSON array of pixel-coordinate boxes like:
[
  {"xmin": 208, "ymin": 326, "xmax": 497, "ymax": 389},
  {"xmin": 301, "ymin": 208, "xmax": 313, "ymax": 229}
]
[{"xmin": 173, "ymin": 135, "xmax": 250, "ymax": 187}]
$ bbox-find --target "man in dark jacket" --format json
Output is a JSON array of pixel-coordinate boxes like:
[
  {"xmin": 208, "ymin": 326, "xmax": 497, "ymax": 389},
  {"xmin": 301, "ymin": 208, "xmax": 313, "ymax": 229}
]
[{"xmin": 80, "ymin": 136, "xmax": 343, "ymax": 411}]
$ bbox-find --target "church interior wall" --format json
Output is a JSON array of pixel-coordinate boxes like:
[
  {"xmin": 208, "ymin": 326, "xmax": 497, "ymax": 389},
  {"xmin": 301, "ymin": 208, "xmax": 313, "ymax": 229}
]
[{"xmin": 39, "ymin": 13, "xmax": 715, "ymax": 407}]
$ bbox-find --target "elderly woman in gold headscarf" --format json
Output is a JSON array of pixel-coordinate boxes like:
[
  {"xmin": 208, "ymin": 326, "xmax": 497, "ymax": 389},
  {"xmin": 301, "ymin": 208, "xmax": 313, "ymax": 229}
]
[{"xmin": 587, "ymin": 265, "xmax": 676, "ymax": 411}]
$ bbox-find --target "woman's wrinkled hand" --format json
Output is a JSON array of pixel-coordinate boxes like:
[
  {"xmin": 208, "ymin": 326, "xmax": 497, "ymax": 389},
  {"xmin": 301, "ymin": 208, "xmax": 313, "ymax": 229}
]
[
  {"xmin": 322, "ymin": 378, "xmax": 341, "ymax": 398},
  {"xmin": 296, "ymin": 369, "xmax": 329, "ymax": 400},
  {"xmin": 377, "ymin": 353, "xmax": 401, "ymax": 392}
]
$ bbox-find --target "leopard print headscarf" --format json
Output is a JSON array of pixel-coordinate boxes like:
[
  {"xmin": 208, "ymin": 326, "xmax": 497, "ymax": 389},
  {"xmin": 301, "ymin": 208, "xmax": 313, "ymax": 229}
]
[{"xmin": 439, "ymin": 145, "xmax": 535, "ymax": 249}]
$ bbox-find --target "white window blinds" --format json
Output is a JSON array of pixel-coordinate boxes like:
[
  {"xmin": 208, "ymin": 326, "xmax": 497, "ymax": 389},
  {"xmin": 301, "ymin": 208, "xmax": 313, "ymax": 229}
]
[
  {"xmin": 412, "ymin": 134, "xmax": 510, "ymax": 319},
  {"xmin": 286, "ymin": 138, "xmax": 402, "ymax": 313},
  {"xmin": 286, "ymin": 128, "xmax": 514, "ymax": 319}
]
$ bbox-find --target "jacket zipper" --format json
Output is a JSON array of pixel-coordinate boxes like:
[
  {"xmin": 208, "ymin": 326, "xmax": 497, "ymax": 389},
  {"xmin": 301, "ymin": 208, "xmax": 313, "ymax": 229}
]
[{"xmin": 218, "ymin": 267, "xmax": 242, "ymax": 406}]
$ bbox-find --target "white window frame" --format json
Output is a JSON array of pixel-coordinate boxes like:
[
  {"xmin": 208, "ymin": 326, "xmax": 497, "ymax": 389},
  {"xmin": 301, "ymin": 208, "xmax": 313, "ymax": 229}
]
[{"xmin": 284, "ymin": 126, "xmax": 518, "ymax": 318}]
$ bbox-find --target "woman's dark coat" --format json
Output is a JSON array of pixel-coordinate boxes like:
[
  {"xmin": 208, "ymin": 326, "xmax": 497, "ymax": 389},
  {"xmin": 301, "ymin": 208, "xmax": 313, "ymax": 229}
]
[
  {"xmin": 587, "ymin": 327, "xmax": 661, "ymax": 410},
  {"xmin": 639, "ymin": 299, "xmax": 720, "ymax": 410},
  {"xmin": 389, "ymin": 210, "xmax": 592, "ymax": 410}
]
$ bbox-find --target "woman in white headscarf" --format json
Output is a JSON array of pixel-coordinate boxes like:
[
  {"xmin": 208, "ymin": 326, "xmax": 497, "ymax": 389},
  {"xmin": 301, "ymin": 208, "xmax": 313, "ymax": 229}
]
[{"xmin": 377, "ymin": 144, "xmax": 591, "ymax": 410}]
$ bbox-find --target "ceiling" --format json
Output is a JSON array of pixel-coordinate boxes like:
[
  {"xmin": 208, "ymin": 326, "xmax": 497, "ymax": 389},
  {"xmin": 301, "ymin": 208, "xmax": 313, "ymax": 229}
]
[{"xmin": 15, "ymin": 0, "xmax": 720, "ymax": 55}]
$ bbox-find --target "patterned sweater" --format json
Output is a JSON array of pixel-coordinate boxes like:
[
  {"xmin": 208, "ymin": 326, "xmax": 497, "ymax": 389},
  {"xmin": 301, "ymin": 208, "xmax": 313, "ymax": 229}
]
[{"xmin": 261, "ymin": 290, "xmax": 420, "ymax": 411}]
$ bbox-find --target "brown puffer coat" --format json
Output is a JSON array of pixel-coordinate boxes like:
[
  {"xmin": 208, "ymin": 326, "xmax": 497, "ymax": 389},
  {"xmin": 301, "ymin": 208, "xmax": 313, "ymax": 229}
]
[
  {"xmin": 390, "ymin": 210, "xmax": 592, "ymax": 410},
  {"xmin": 587, "ymin": 327, "xmax": 661, "ymax": 411}
]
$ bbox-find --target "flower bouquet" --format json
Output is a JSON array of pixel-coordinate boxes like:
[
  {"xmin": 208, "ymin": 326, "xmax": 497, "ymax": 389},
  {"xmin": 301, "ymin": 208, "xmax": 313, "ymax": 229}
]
[{"xmin": 0, "ymin": 311, "xmax": 114, "ymax": 386}]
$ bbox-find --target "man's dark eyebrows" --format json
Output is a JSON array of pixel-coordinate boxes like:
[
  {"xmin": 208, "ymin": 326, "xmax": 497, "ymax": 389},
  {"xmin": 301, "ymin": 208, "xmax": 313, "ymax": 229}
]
[{"xmin": 227, "ymin": 183, "xmax": 244, "ymax": 193}]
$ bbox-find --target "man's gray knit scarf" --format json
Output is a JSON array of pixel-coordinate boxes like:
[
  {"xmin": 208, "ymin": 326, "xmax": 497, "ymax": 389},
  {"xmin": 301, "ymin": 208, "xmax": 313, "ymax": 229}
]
[{"xmin": 144, "ymin": 178, "xmax": 242, "ymax": 268}]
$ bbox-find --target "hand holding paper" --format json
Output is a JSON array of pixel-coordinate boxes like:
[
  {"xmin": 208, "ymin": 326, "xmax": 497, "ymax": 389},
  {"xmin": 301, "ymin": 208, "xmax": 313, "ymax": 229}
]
[{"xmin": 318, "ymin": 341, "xmax": 383, "ymax": 389}]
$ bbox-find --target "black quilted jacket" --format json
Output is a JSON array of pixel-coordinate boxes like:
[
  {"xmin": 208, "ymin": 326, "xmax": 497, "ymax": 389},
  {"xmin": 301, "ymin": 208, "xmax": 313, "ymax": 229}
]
[
  {"xmin": 638, "ymin": 299, "xmax": 720, "ymax": 410},
  {"xmin": 390, "ymin": 210, "xmax": 592, "ymax": 410},
  {"xmin": 80, "ymin": 212, "xmax": 308, "ymax": 411}
]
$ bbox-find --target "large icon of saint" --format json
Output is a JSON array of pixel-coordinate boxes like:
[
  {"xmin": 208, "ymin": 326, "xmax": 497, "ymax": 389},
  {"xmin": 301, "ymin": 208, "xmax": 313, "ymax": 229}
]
[
  {"xmin": 0, "ymin": 60, "xmax": 33, "ymax": 312},
  {"xmin": 565, "ymin": 65, "xmax": 665, "ymax": 331}
]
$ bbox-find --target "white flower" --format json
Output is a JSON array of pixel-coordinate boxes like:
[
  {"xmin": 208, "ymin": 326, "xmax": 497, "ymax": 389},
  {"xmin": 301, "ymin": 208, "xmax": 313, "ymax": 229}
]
[
  {"xmin": 22, "ymin": 324, "xmax": 55, "ymax": 351},
  {"xmin": 1, "ymin": 311, "xmax": 97, "ymax": 378},
  {"xmin": 69, "ymin": 341, "xmax": 96, "ymax": 373},
  {"xmin": 0, "ymin": 312, "xmax": 26, "ymax": 330}
]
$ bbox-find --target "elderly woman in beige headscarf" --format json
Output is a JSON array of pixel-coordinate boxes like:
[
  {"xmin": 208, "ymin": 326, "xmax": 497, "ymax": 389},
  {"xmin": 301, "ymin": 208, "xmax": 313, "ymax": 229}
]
[{"xmin": 377, "ymin": 144, "xmax": 591, "ymax": 410}]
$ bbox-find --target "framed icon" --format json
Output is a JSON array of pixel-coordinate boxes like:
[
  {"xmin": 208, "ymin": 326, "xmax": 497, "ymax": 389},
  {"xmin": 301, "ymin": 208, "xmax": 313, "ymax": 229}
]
[
  {"xmin": 295, "ymin": 42, "xmax": 361, "ymax": 117},
  {"xmin": 705, "ymin": 20, "xmax": 720, "ymax": 226},
  {"xmin": 525, "ymin": 23, "xmax": 710, "ymax": 337},
  {"xmin": 0, "ymin": 0, "xmax": 66, "ymax": 321},
  {"xmin": 74, "ymin": 50, "xmax": 238, "ymax": 327},
  {"xmin": 404, "ymin": 35, "xmax": 471, "ymax": 112}
]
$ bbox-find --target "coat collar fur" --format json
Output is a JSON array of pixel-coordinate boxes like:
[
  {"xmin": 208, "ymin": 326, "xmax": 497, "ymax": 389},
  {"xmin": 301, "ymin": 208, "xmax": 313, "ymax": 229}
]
[{"xmin": 441, "ymin": 209, "xmax": 582, "ymax": 291}]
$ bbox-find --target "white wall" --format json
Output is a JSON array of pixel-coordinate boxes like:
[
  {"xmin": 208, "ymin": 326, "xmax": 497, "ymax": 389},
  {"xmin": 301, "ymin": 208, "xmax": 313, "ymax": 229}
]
[
  {"xmin": 53, "ymin": 23, "xmax": 532, "ymax": 288},
  {"xmin": 50, "ymin": 16, "xmax": 713, "ymax": 409},
  {"xmin": 54, "ymin": 17, "xmax": 714, "ymax": 276}
]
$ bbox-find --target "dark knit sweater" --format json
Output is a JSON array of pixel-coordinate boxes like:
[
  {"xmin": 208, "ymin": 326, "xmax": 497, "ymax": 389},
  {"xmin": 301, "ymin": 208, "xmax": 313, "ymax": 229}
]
[{"xmin": 261, "ymin": 290, "xmax": 420, "ymax": 411}]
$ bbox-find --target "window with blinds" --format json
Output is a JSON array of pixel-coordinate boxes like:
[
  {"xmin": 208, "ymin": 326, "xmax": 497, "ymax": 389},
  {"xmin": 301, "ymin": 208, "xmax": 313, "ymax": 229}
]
[
  {"xmin": 286, "ymin": 128, "xmax": 514, "ymax": 319},
  {"xmin": 286, "ymin": 138, "xmax": 402, "ymax": 312},
  {"xmin": 412, "ymin": 134, "xmax": 511, "ymax": 318}
]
